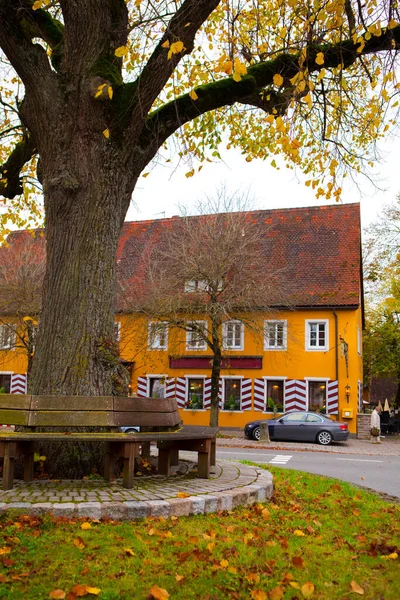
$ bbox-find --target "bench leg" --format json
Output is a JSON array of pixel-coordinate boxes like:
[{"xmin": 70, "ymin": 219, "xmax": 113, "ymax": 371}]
[
  {"xmin": 122, "ymin": 443, "xmax": 137, "ymax": 489},
  {"xmin": 210, "ymin": 440, "xmax": 216, "ymax": 467},
  {"xmin": 3, "ymin": 443, "xmax": 16, "ymax": 491},
  {"xmin": 141, "ymin": 441, "xmax": 151, "ymax": 459},
  {"xmin": 158, "ymin": 448, "xmax": 171, "ymax": 476},
  {"xmin": 23, "ymin": 443, "xmax": 34, "ymax": 483},
  {"xmin": 170, "ymin": 448, "xmax": 179, "ymax": 466},
  {"xmin": 104, "ymin": 450, "xmax": 114, "ymax": 482},
  {"xmin": 197, "ymin": 451, "xmax": 210, "ymax": 479}
]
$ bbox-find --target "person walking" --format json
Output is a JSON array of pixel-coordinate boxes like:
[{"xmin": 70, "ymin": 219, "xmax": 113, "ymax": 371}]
[{"xmin": 370, "ymin": 405, "xmax": 382, "ymax": 443}]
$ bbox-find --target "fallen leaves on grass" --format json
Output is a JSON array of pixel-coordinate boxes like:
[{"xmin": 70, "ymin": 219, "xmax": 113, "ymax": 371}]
[
  {"xmin": 293, "ymin": 530, "xmax": 305, "ymax": 536},
  {"xmin": 148, "ymin": 585, "xmax": 170, "ymax": 599},
  {"xmin": 49, "ymin": 590, "xmax": 66, "ymax": 599},
  {"xmin": 80, "ymin": 523, "xmax": 91, "ymax": 530},
  {"xmin": 74, "ymin": 537, "xmax": 85, "ymax": 549},
  {"xmin": 350, "ymin": 580, "xmax": 365, "ymax": 595},
  {"xmin": 301, "ymin": 582, "xmax": 315, "ymax": 597}
]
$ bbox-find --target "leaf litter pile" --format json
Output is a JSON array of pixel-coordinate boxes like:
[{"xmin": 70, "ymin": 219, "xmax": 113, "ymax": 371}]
[{"xmin": 0, "ymin": 466, "xmax": 399, "ymax": 599}]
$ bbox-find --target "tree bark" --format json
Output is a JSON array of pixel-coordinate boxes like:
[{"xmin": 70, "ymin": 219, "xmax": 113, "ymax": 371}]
[
  {"xmin": 29, "ymin": 165, "xmax": 132, "ymax": 395},
  {"xmin": 210, "ymin": 347, "xmax": 222, "ymax": 428}
]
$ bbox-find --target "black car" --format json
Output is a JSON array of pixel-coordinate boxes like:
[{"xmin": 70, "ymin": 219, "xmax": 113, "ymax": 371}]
[{"xmin": 244, "ymin": 411, "xmax": 349, "ymax": 445}]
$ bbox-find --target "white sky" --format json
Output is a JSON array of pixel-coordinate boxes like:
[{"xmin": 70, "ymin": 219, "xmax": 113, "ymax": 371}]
[{"xmin": 127, "ymin": 133, "xmax": 400, "ymax": 230}]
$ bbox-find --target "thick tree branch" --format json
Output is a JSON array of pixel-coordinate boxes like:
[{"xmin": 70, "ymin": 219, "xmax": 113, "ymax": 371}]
[
  {"xmin": 139, "ymin": 25, "xmax": 400, "ymax": 161},
  {"xmin": 127, "ymin": 0, "xmax": 220, "ymax": 129},
  {"xmin": 59, "ymin": 0, "xmax": 128, "ymax": 77},
  {"xmin": 0, "ymin": 0, "xmax": 57, "ymax": 92},
  {"xmin": 0, "ymin": 133, "xmax": 36, "ymax": 199}
]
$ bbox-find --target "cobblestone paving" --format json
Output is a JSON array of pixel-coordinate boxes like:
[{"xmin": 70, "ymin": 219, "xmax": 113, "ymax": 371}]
[{"xmin": 0, "ymin": 459, "xmax": 273, "ymax": 520}]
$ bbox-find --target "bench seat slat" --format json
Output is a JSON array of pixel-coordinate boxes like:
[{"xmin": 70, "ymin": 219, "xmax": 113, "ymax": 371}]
[
  {"xmin": 0, "ymin": 395, "xmax": 32, "ymax": 410},
  {"xmin": 27, "ymin": 411, "xmax": 115, "ymax": 427},
  {"xmin": 30, "ymin": 396, "xmax": 114, "ymax": 411},
  {"xmin": 113, "ymin": 397, "xmax": 179, "ymax": 413},
  {"xmin": 0, "ymin": 409, "xmax": 30, "ymax": 426}
]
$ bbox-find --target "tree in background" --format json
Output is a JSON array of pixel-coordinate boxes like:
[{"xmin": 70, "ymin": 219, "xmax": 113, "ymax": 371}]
[
  {"xmin": 363, "ymin": 196, "xmax": 400, "ymax": 407},
  {"xmin": 0, "ymin": 232, "xmax": 44, "ymax": 377},
  {"xmin": 0, "ymin": 1, "xmax": 399, "ymax": 396},
  {"xmin": 126, "ymin": 192, "xmax": 289, "ymax": 426}
]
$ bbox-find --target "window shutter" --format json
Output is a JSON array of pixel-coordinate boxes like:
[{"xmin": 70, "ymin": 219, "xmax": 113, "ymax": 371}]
[
  {"xmin": 137, "ymin": 376, "xmax": 147, "ymax": 397},
  {"xmin": 204, "ymin": 378, "xmax": 211, "ymax": 409},
  {"xmin": 165, "ymin": 378, "xmax": 175, "ymax": 398},
  {"xmin": 284, "ymin": 380, "xmax": 307, "ymax": 412},
  {"xmin": 218, "ymin": 379, "xmax": 223, "ymax": 410},
  {"xmin": 176, "ymin": 377, "xmax": 186, "ymax": 408},
  {"xmin": 254, "ymin": 378, "xmax": 266, "ymax": 411},
  {"xmin": 358, "ymin": 380, "xmax": 363, "ymax": 413},
  {"xmin": 241, "ymin": 378, "xmax": 252, "ymax": 411},
  {"xmin": 10, "ymin": 373, "xmax": 27, "ymax": 394},
  {"xmin": 326, "ymin": 380, "xmax": 339, "ymax": 415}
]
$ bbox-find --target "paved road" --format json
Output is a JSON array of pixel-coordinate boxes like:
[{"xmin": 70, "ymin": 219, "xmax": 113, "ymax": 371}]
[{"xmin": 216, "ymin": 447, "xmax": 400, "ymax": 499}]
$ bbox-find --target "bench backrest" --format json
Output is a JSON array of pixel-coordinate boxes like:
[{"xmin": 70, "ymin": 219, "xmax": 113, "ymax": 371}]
[{"xmin": 0, "ymin": 395, "xmax": 181, "ymax": 429}]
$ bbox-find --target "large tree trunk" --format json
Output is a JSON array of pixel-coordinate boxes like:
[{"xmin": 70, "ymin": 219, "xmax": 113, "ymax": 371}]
[
  {"xmin": 210, "ymin": 348, "xmax": 222, "ymax": 427},
  {"xmin": 29, "ymin": 153, "xmax": 133, "ymax": 396}
]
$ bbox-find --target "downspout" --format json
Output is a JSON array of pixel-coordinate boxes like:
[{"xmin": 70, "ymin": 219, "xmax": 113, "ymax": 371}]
[{"xmin": 333, "ymin": 310, "xmax": 339, "ymax": 382}]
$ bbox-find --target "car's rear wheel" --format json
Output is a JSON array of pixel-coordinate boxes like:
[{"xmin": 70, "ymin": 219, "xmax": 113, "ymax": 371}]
[
  {"xmin": 317, "ymin": 430, "xmax": 332, "ymax": 445},
  {"xmin": 252, "ymin": 427, "xmax": 261, "ymax": 441}
]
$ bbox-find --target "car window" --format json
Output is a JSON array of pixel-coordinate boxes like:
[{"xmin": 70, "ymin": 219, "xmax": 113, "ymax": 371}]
[
  {"xmin": 280, "ymin": 413, "xmax": 306, "ymax": 423},
  {"xmin": 306, "ymin": 414, "xmax": 323, "ymax": 423}
]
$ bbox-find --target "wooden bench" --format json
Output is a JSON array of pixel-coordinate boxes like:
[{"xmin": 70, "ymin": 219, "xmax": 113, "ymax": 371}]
[{"xmin": 0, "ymin": 395, "xmax": 218, "ymax": 491}]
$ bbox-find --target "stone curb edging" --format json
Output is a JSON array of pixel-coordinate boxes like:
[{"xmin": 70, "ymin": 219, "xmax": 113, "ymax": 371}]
[{"xmin": 0, "ymin": 469, "xmax": 273, "ymax": 521}]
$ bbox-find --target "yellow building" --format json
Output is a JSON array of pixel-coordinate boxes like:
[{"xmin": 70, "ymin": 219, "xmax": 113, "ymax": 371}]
[{"xmin": 0, "ymin": 204, "xmax": 363, "ymax": 433}]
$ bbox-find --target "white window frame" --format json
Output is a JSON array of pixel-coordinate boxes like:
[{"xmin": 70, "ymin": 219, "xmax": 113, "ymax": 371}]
[
  {"xmin": 183, "ymin": 374, "xmax": 207, "ymax": 411},
  {"xmin": 304, "ymin": 377, "xmax": 329, "ymax": 411},
  {"xmin": 221, "ymin": 375, "xmax": 243, "ymax": 412},
  {"xmin": 0, "ymin": 325, "xmax": 15, "ymax": 351},
  {"xmin": 146, "ymin": 374, "xmax": 169, "ymax": 396},
  {"xmin": 263, "ymin": 376, "xmax": 287, "ymax": 413},
  {"xmin": 148, "ymin": 322, "xmax": 168, "ymax": 350},
  {"xmin": 357, "ymin": 326, "xmax": 362, "ymax": 356},
  {"xmin": 264, "ymin": 320, "xmax": 287, "ymax": 350},
  {"xmin": 0, "ymin": 371, "xmax": 13, "ymax": 393},
  {"xmin": 222, "ymin": 320, "xmax": 244, "ymax": 351},
  {"xmin": 186, "ymin": 320, "xmax": 207, "ymax": 350},
  {"xmin": 305, "ymin": 319, "xmax": 329, "ymax": 351}
]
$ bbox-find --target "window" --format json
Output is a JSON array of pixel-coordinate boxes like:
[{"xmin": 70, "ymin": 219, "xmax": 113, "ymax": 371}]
[
  {"xmin": 184, "ymin": 280, "xmax": 207, "ymax": 292},
  {"xmin": 149, "ymin": 376, "xmax": 166, "ymax": 397},
  {"xmin": 148, "ymin": 322, "xmax": 168, "ymax": 350},
  {"xmin": 306, "ymin": 414, "xmax": 323, "ymax": 423},
  {"xmin": 114, "ymin": 322, "xmax": 121, "ymax": 343},
  {"xmin": 223, "ymin": 321, "xmax": 244, "ymax": 350},
  {"xmin": 265, "ymin": 380, "xmax": 284, "ymax": 412},
  {"xmin": 357, "ymin": 326, "xmax": 362, "ymax": 355},
  {"xmin": 0, "ymin": 374, "xmax": 11, "ymax": 393},
  {"xmin": 264, "ymin": 321, "xmax": 287, "ymax": 350},
  {"xmin": 306, "ymin": 320, "xmax": 328, "ymax": 350},
  {"xmin": 280, "ymin": 413, "xmax": 306, "ymax": 423},
  {"xmin": 0, "ymin": 325, "xmax": 15, "ymax": 350},
  {"xmin": 308, "ymin": 381, "xmax": 327, "ymax": 413},
  {"xmin": 186, "ymin": 321, "xmax": 207, "ymax": 350},
  {"xmin": 223, "ymin": 378, "xmax": 241, "ymax": 411},
  {"xmin": 186, "ymin": 378, "xmax": 204, "ymax": 410}
]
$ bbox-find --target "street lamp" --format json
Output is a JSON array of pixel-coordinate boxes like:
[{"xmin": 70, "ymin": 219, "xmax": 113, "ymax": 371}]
[{"xmin": 345, "ymin": 384, "xmax": 351, "ymax": 403}]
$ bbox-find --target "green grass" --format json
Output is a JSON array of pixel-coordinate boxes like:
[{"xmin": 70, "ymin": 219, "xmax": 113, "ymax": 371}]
[{"xmin": 0, "ymin": 466, "xmax": 399, "ymax": 599}]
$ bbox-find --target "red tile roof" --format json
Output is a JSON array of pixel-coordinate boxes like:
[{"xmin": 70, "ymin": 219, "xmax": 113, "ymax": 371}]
[{"xmin": 1, "ymin": 203, "xmax": 362, "ymax": 310}]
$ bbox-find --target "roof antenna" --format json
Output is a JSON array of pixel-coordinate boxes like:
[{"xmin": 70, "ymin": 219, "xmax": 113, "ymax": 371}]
[{"xmin": 154, "ymin": 211, "xmax": 166, "ymax": 218}]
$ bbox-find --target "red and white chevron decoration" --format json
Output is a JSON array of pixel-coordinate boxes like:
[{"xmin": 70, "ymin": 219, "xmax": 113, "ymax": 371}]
[
  {"xmin": 326, "ymin": 380, "xmax": 339, "ymax": 415},
  {"xmin": 204, "ymin": 378, "xmax": 211, "ymax": 409},
  {"xmin": 241, "ymin": 378, "xmax": 252, "ymax": 411},
  {"xmin": 137, "ymin": 376, "xmax": 148, "ymax": 397},
  {"xmin": 284, "ymin": 380, "xmax": 307, "ymax": 412},
  {"xmin": 218, "ymin": 379, "xmax": 223, "ymax": 410},
  {"xmin": 358, "ymin": 380, "xmax": 363, "ymax": 413},
  {"xmin": 175, "ymin": 377, "xmax": 186, "ymax": 408},
  {"xmin": 165, "ymin": 378, "xmax": 175, "ymax": 398},
  {"xmin": 10, "ymin": 373, "xmax": 27, "ymax": 394},
  {"xmin": 254, "ymin": 378, "xmax": 266, "ymax": 411}
]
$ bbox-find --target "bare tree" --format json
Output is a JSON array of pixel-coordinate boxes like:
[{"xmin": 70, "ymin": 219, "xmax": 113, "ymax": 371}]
[
  {"xmin": 126, "ymin": 192, "xmax": 289, "ymax": 426},
  {"xmin": 0, "ymin": 232, "xmax": 45, "ymax": 376}
]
